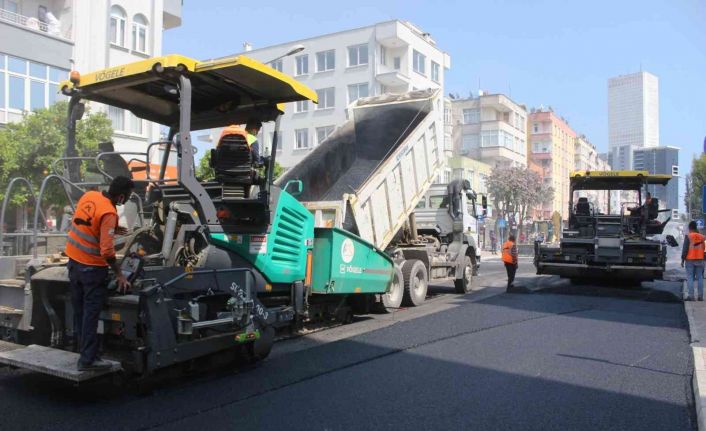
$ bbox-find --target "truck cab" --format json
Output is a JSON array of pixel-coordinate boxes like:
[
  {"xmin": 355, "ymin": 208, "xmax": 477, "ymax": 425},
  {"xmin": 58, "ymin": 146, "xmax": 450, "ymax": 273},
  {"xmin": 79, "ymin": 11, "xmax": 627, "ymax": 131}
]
[{"xmin": 414, "ymin": 181, "xmax": 482, "ymax": 272}]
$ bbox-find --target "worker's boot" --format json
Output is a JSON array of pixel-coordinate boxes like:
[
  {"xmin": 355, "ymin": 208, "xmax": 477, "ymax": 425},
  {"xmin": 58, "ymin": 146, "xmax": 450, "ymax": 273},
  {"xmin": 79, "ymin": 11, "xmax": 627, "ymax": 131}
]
[{"xmin": 77, "ymin": 359, "xmax": 112, "ymax": 371}]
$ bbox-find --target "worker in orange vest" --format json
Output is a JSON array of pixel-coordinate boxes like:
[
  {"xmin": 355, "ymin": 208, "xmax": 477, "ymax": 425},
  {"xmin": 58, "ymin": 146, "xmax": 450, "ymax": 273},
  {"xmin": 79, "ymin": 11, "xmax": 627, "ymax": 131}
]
[
  {"xmin": 502, "ymin": 234, "xmax": 519, "ymax": 289},
  {"xmin": 682, "ymin": 221, "xmax": 705, "ymax": 301},
  {"xmin": 65, "ymin": 176, "xmax": 134, "ymax": 371}
]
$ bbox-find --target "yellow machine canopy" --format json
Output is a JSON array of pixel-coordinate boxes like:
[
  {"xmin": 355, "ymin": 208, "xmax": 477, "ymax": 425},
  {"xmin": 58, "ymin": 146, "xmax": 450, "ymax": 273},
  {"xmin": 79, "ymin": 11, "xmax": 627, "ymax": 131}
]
[
  {"xmin": 570, "ymin": 170, "xmax": 672, "ymax": 191},
  {"xmin": 61, "ymin": 54, "xmax": 318, "ymax": 131}
]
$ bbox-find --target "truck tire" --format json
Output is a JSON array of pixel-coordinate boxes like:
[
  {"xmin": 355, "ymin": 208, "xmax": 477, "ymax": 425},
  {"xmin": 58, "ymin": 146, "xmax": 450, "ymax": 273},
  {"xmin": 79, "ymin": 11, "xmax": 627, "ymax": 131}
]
[
  {"xmin": 402, "ymin": 260, "xmax": 428, "ymax": 307},
  {"xmin": 381, "ymin": 265, "xmax": 404, "ymax": 311},
  {"xmin": 454, "ymin": 255, "xmax": 474, "ymax": 294}
]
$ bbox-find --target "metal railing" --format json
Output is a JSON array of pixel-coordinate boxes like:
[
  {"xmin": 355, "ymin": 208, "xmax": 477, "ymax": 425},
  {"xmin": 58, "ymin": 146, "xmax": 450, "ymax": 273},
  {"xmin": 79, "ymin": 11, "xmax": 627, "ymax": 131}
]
[{"xmin": 0, "ymin": 7, "xmax": 71, "ymax": 40}]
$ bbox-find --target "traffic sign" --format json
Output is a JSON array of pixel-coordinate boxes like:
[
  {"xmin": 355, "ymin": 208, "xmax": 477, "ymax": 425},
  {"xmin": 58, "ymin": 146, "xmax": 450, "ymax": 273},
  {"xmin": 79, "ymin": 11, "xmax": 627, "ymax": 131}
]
[{"xmin": 698, "ymin": 219, "xmax": 705, "ymax": 230}]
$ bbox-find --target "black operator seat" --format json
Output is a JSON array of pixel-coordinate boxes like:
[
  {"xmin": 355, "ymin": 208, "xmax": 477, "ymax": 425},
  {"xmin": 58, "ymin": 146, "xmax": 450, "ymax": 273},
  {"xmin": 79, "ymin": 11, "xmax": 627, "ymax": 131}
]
[
  {"xmin": 575, "ymin": 197, "xmax": 591, "ymax": 216},
  {"xmin": 211, "ymin": 126, "xmax": 262, "ymax": 201}
]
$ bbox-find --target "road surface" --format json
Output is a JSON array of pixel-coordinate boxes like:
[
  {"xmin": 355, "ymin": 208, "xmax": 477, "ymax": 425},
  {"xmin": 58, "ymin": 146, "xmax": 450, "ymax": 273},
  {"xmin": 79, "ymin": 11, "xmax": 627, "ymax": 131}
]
[{"xmin": 0, "ymin": 257, "xmax": 695, "ymax": 430}]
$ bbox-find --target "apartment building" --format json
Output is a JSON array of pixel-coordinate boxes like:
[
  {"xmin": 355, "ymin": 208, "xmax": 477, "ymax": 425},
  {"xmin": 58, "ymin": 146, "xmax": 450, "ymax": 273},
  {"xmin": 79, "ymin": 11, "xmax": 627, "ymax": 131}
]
[
  {"xmin": 450, "ymin": 93, "xmax": 528, "ymax": 169},
  {"xmin": 574, "ymin": 134, "xmax": 611, "ymax": 213},
  {"xmin": 528, "ymin": 108, "xmax": 577, "ymax": 220},
  {"xmin": 448, "ymin": 155, "xmax": 491, "ymax": 196},
  {"xmin": 0, "ymin": 0, "xmax": 182, "ymax": 152},
  {"xmin": 198, "ymin": 20, "xmax": 450, "ymax": 168}
]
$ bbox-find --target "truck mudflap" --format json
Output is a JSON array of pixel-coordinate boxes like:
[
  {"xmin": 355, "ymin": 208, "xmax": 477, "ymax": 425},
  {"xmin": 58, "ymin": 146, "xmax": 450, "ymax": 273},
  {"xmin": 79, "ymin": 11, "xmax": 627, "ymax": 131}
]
[{"xmin": 0, "ymin": 341, "xmax": 121, "ymax": 383}]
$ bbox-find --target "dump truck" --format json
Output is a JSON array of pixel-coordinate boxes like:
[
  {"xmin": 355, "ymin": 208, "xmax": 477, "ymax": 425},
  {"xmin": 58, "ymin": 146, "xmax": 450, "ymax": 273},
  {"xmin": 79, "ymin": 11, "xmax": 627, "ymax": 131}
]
[
  {"xmin": 534, "ymin": 170, "xmax": 678, "ymax": 282},
  {"xmin": 0, "ymin": 54, "xmax": 397, "ymax": 384},
  {"xmin": 279, "ymin": 90, "xmax": 479, "ymax": 309}
]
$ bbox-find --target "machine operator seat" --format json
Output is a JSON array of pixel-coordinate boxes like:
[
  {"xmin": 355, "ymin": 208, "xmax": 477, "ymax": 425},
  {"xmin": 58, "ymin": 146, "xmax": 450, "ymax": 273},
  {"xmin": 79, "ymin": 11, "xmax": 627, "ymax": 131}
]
[
  {"xmin": 575, "ymin": 197, "xmax": 591, "ymax": 216},
  {"xmin": 211, "ymin": 127, "xmax": 260, "ymax": 200}
]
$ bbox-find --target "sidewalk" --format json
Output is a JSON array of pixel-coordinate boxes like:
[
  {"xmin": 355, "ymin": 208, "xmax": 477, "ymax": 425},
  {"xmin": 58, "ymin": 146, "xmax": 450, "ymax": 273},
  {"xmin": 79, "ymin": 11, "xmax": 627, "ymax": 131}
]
[{"xmin": 681, "ymin": 264, "xmax": 706, "ymax": 430}]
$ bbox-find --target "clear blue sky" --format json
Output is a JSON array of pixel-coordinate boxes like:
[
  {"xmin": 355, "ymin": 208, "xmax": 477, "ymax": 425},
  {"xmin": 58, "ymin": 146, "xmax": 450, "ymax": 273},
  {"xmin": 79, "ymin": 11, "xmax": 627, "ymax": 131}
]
[{"xmin": 164, "ymin": 0, "xmax": 704, "ymax": 209}]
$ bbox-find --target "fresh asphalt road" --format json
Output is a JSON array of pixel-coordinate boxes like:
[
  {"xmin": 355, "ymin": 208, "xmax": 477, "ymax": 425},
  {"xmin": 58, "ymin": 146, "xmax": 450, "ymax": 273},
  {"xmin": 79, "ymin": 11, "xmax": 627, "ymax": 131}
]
[{"xmin": 0, "ymin": 258, "xmax": 695, "ymax": 431}]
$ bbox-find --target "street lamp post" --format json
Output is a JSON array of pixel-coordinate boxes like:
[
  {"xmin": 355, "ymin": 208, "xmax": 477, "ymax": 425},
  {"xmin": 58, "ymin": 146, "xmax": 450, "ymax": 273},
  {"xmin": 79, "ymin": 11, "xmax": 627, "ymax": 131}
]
[{"xmin": 265, "ymin": 44, "xmax": 305, "ymax": 65}]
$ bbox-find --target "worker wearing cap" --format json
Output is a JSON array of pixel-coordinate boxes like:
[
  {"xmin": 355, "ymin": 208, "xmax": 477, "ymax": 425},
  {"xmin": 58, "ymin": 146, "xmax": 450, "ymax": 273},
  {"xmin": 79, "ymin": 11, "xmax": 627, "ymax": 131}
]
[
  {"xmin": 65, "ymin": 176, "xmax": 133, "ymax": 371},
  {"xmin": 501, "ymin": 234, "xmax": 518, "ymax": 289},
  {"xmin": 682, "ymin": 221, "xmax": 705, "ymax": 301}
]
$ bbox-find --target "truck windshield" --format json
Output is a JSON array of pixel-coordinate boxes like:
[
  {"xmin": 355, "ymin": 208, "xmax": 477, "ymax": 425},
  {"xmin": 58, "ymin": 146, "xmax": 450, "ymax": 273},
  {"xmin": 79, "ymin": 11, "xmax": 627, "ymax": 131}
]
[{"xmin": 429, "ymin": 195, "xmax": 449, "ymax": 209}]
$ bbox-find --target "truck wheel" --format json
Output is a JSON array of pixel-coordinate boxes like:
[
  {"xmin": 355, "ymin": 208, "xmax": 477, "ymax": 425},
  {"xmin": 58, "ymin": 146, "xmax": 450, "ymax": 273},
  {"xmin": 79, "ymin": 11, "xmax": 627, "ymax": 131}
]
[
  {"xmin": 402, "ymin": 260, "xmax": 428, "ymax": 306},
  {"xmin": 381, "ymin": 266, "xmax": 404, "ymax": 312},
  {"xmin": 454, "ymin": 256, "xmax": 474, "ymax": 294}
]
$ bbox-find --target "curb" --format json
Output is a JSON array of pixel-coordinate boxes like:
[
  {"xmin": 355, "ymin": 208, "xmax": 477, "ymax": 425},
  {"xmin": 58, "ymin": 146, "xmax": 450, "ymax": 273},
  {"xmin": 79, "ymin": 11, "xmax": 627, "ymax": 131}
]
[{"xmin": 685, "ymin": 295, "xmax": 706, "ymax": 431}]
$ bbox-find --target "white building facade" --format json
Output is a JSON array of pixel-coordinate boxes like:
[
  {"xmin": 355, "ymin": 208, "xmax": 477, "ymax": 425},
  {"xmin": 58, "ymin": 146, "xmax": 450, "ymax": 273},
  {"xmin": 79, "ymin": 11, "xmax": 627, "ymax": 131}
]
[
  {"xmin": 204, "ymin": 20, "xmax": 451, "ymax": 168},
  {"xmin": 0, "ymin": 0, "xmax": 181, "ymax": 152},
  {"xmin": 607, "ymin": 71, "xmax": 659, "ymax": 150},
  {"xmin": 451, "ymin": 93, "xmax": 528, "ymax": 169}
]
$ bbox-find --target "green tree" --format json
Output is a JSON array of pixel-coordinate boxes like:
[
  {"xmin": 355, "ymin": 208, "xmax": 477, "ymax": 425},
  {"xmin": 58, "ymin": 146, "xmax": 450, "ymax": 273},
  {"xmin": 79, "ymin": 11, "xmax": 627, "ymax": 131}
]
[
  {"xmin": 0, "ymin": 101, "xmax": 113, "ymax": 206},
  {"xmin": 195, "ymin": 152, "xmax": 286, "ymax": 182},
  {"xmin": 686, "ymin": 154, "xmax": 706, "ymax": 218},
  {"xmin": 196, "ymin": 154, "xmax": 215, "ymax": 181}
]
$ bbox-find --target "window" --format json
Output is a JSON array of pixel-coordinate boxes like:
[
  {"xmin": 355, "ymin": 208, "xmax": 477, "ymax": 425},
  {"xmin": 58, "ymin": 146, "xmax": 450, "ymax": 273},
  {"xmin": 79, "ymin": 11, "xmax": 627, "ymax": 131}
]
[
  {"xmin": 0, "ymin": 72, "xmax": 4, "ymax": 109},
  {"xmin": 294, "ymin": 100, "xmax": 308, "ymax": 113},
  {"xmin": 316, "ymin": 87, "xmax": 335, "ymax": 109},
  {"xmin": 463, "ymin": 108, "xmax": 480, "ymax": 124},
  {"xmin": 29, "ymin": 62, "xmax": 46, "ymax": 79},
  {"xmin": 8, "ymin": 75, "xmax": 24, "ymax": 110},
  {"xmin": 480, "ymin": 130, "xmax": 498, "ymax": 147},
  {"xmin": 431, "ymin": 61, "xmax": 440, "ymax": 83},
  {"xmin": 295, "ymin": 54, "xmax": 308, "ymax": 76},
  {"xmin": 347, "ymin": 83, "xmax": 368, "ymax": 103},
  {"xmin": 110, "ymin": 6, "xmax": 127, "ymax": 47},
  {"xmin": 49, "ymin": 67, "xmax": 66, "ymax": 82},
  {"xmin": 347, "ymin": 44, "xmax": 368, "ymax": 67},
  {"xmin": 533, "ymin": 122, "xmax": 538, "ymax": 133},
  {"xmin": 30, "ymin": 80, "xmax": 45, "ymax": 111},
  {"xmin": 429, "ymin": 195, "xmax": 449, "ymax": 209},
  {"xmin": 130, "ymin": 113, "xmax": 143, "ymax": 134},
  {"xmin": 132, "ymin": 14, "xmax": 148, "ymax": 54},
  {"xmin": 295, "ymin": 128, "xmax": 309, "ymax": 149},
  {"xmin": 316, "ymin": 125, "xmax": 335, "ymax": 144},
  {"xmin": 316, "ymin": 50, "xmax": 335, "ymax": 72},
  {"xmin": 8, "ymin": 56, "xmax": 25, "ymax": 74},
  {"xmin": 1, "ymin": 1, "xmax": 18, "ymax": 13},
  {"xmin": 269, "ymin": 59, "xmax": 283, "ymax": 72},
  {"xmin": 380, "ymin": 46, "xmax": 386, "ymax": 66},
  {"xmin": 412, "ymin": 50, "xmax": 426, "ymax": 75},
  {"xmin": 108, "ymin": 106, "xmax": 125, "ymax": 131},
  {"xmin": 462, "ymin": 134, "xmax": 479, "ymax": 153},
  {"xmin": 393, "ymin": 56, "xmax": 401, "ymax": 70}
]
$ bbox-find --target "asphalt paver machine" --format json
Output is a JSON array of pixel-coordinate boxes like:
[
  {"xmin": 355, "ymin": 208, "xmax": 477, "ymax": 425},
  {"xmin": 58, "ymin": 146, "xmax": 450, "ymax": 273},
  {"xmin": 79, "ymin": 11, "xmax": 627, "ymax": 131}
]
[
  {"xmin": 0, "ymin": 54, "xmax": 395, "ymax": 383},
  {"xmin": 534, "ymin": 170, "xmax": 677, "ymax": 283}
]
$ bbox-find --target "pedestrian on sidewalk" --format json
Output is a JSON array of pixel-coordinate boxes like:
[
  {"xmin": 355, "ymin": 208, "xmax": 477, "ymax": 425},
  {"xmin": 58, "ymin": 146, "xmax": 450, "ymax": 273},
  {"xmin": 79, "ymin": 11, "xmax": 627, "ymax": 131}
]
[
  {"xmin": 502, "ymin": 234, "xmax": 519, "ymax": 289},
  {"xmin": 490, "ymin": 230, "xmax": 497, "ymax": 254},
  {"xmin": 682, "ymin": 221, "xmax": 705, "ymax": 301}
]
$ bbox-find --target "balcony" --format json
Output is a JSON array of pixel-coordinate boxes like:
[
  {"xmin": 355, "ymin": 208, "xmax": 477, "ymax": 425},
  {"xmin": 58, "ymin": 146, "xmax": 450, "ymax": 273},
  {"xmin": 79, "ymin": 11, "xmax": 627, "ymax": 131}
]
[
  {"xmin": 375, "ymin": 21, "xmax": 410, "ymax": 48},
  {"xmin": 163, "ymin": 0, "xmax": 182, "ymax": 29},
  {"xmin": 376, "ymin": 65, "xmax": 410, "ymax": 88},
  {"xmin": 0, "ymin": 6, "xmax": 72, "ymax": 40}
]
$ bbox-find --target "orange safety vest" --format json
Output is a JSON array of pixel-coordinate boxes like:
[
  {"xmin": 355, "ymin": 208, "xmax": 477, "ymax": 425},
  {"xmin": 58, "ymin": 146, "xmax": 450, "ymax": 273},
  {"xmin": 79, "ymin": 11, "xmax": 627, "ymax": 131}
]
[
  {"xmin": 687, "ymin": 232, "xmax": 705, "ymax": 261},
  {"xmin": 64, "ymin": 191, "xmax": 117, "ymax": 267},
  {"xmin": 501, "ymin": 240, "xmax": 516, "ymax": 264}
]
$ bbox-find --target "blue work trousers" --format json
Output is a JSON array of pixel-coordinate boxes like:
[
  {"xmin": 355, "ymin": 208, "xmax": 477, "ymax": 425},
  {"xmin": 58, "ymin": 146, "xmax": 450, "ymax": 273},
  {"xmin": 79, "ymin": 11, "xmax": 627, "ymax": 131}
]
[
  {"xmin": 67, "ymin": 259, "xmax": 109, "ymax": 366},
  {"xmin": 685, "ymin": 260, "xmax": 705, "ymax": 299}
]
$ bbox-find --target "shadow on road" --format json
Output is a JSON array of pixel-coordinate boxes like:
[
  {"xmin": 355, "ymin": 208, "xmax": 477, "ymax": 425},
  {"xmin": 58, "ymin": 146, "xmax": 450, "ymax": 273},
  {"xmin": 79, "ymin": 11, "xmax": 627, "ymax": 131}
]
[{"xmin": 0, "ymin": 284, "xmax": 694, "ymax": 431}]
